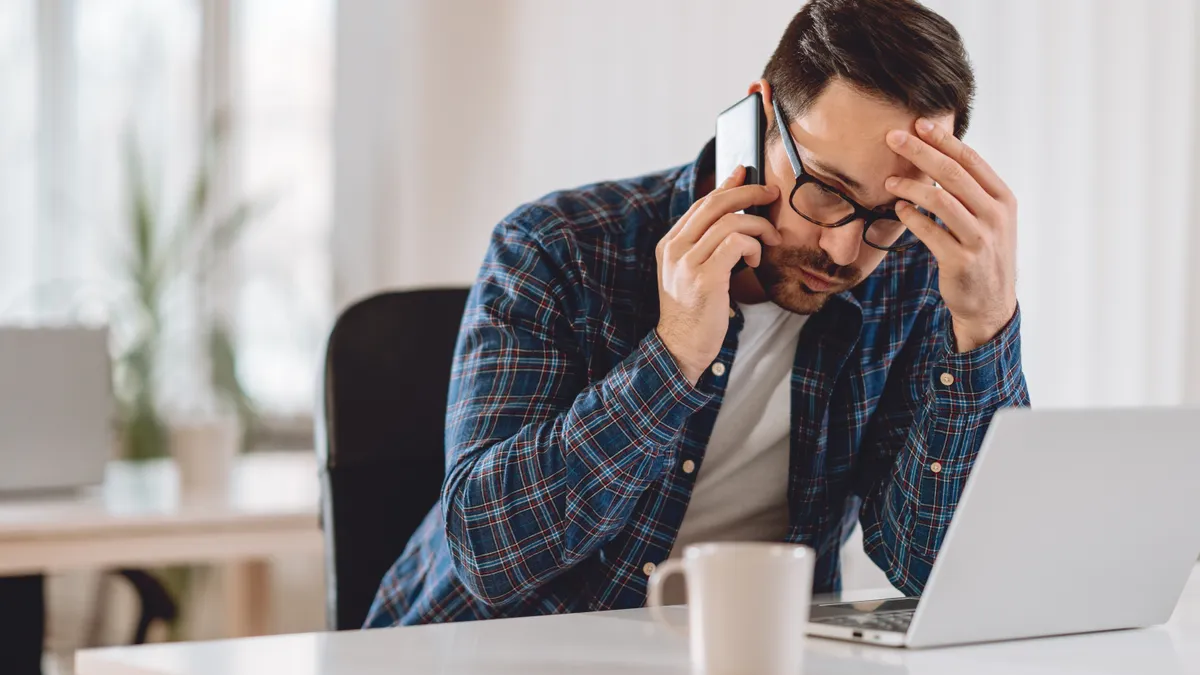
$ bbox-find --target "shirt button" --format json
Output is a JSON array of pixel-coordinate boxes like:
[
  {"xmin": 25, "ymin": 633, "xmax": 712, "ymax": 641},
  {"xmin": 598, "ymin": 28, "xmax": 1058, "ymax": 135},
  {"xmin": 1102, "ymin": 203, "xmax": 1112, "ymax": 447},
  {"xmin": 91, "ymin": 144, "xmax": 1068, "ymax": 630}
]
[
  {"xmin": 711, "ymin": 362, "xmax": 727, "ymax": 377},
  {"xmin": 930, "ymin": 461, "xmax": 943, "ymax": 474},
  {"xmin": 939, "ymin": 372, "xmax": 955, "ymax": 387},
  {"xmin": 643, "ymin": 561, "xmax": 657, "ymax": 576},
  {"xmin": 682, "ymin": 459, "xmax": 696, "ymax": 474}
]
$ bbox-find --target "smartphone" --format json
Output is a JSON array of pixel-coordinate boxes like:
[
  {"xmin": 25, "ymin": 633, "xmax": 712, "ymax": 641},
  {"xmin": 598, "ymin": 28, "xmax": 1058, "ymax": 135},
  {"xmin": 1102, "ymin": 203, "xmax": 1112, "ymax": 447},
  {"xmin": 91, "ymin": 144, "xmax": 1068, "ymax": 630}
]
[{"xmin": 715, "ymin": 93, "xmax": 768, "ymax": 272}]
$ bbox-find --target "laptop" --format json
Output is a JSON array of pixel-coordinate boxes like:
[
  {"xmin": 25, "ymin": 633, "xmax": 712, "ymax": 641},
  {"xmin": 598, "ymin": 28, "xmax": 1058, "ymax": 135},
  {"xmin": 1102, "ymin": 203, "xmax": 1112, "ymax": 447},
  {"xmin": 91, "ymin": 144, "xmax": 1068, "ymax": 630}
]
[
  {"xmin": 0, "ymin": 327, "xmax": 115, "ymax": 493},
  {"xmin": 807, "ymin": 407, "xmax": 1200, "ymax": 648}
]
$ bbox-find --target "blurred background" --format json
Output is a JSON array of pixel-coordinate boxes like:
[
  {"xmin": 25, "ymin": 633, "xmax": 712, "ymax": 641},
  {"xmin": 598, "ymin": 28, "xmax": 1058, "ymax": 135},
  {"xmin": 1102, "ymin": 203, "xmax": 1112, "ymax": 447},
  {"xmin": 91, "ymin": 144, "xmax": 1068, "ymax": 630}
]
[{"xmin": 1, "ymin": 0, "xmax": 1197, "ymax": 671}]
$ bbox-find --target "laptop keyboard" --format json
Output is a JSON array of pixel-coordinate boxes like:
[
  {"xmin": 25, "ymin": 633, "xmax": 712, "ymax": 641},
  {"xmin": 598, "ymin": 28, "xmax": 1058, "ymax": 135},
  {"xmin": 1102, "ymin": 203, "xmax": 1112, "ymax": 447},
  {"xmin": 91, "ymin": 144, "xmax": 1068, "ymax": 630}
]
[{"xmin": 813, "ymin": 609, "xmax": 914, "ymax": 633}]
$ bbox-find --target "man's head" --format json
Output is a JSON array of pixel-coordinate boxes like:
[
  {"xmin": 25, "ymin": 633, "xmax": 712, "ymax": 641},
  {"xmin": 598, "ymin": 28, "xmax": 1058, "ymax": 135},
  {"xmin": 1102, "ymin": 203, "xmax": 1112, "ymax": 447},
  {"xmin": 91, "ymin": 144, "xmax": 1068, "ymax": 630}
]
[{"xmin": 747, "ymin": 0, "xmax": 974, "ymax": 314}]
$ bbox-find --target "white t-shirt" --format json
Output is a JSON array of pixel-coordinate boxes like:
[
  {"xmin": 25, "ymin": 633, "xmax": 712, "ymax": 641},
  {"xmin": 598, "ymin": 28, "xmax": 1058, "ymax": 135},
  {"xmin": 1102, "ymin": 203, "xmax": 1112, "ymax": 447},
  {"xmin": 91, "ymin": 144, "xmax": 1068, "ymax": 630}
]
[{"xmin": 668, "ymin": 300, "xmax": 809, "ymax": 561}]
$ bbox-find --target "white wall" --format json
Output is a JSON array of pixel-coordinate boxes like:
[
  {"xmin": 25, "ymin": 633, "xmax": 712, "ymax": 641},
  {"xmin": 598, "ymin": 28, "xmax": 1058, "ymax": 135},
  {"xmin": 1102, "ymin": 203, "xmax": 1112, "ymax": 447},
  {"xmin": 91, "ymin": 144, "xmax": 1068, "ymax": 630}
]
[{"xmin": 334, "ymin": 2, "xmax": 800, "ymax": 301}]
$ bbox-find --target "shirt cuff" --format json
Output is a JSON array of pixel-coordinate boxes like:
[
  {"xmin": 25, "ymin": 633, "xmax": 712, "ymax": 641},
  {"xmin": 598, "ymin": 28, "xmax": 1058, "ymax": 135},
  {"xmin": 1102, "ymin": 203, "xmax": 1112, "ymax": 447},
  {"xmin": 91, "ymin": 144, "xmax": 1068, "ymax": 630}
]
[
  {"xmin": 929, "ymin": 304, "xmax": 1026, "ymax": 418},
  {"xmin": 605, "ymin": 329, "xmax": 713, "ymax": 446}
]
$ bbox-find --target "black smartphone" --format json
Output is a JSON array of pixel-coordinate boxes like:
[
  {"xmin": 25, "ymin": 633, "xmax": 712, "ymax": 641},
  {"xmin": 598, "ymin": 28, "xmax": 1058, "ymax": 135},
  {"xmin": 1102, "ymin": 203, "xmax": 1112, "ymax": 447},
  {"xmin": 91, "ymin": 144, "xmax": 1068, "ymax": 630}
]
[{"xmin": 715, "ymin": 92, "xmax": 768, "ymax": 272}]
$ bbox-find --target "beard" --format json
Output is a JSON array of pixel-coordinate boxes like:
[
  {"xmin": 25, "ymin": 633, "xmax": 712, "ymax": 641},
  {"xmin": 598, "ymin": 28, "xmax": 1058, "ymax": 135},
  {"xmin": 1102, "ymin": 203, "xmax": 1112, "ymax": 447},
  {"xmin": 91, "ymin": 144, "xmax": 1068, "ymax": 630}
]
[{"xmin": 753, "ymin": 245, "xmax": 863, "ymax": 315}]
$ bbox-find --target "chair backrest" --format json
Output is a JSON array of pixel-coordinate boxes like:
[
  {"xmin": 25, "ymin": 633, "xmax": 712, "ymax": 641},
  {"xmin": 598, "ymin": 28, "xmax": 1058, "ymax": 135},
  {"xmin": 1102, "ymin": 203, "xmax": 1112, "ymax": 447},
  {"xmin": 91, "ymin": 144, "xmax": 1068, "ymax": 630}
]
[{"xmin": 314, "ymin": 288, "xmax": 470, "ymax": 630}]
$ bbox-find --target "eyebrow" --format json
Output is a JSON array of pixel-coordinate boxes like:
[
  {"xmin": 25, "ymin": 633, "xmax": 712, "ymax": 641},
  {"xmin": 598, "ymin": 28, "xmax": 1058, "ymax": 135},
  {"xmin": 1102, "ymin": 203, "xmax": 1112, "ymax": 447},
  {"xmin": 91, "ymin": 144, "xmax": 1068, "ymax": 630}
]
[
  {"xmin": 806, "ymin": 157, "xmax": 865, "ymax": 194},
  {"xmin": 805, "ymin": 154, "xmax": 901, "ymax": 211}
]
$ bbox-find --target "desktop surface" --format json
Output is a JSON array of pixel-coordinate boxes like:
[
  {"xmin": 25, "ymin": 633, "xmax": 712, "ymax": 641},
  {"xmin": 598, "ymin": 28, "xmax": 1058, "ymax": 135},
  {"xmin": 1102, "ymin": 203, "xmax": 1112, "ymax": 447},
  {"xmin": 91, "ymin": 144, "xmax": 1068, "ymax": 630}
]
[{"xmin": 76, "ymin": 563, "xmax": 1200, "ymax": 675}]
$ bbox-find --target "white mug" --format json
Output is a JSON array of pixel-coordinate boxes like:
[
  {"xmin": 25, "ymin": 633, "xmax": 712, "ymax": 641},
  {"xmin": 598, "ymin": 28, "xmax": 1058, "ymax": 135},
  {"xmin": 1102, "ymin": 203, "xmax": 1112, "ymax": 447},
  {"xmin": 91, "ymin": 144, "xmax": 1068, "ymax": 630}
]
[{"xmin": 647, "ymin": 542, "xmax": 815, "ymax": 675}]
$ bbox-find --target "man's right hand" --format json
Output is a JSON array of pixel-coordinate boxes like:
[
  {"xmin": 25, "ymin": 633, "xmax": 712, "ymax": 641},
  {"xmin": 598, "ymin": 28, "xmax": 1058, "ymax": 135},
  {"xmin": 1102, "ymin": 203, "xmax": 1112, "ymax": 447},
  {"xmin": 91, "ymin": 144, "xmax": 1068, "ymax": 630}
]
[{"xmin": 655, "ymin": 165, "xmax": 781, "ymax": 385}]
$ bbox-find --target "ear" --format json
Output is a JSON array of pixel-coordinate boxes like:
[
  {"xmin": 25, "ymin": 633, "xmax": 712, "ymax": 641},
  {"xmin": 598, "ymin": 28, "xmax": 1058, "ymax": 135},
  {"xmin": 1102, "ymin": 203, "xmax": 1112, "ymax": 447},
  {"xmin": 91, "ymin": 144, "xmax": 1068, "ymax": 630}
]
[{"xmin": 748, "ymin": 79, "xmax": 776, "ymax": 131}]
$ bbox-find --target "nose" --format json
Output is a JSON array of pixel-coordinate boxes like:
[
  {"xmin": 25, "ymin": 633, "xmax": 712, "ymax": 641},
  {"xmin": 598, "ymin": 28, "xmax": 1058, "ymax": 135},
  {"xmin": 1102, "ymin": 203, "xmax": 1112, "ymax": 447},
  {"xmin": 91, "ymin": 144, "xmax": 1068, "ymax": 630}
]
[{"xmin": 818, "ymin": 221, "xmax": 864, "ymax": 267}]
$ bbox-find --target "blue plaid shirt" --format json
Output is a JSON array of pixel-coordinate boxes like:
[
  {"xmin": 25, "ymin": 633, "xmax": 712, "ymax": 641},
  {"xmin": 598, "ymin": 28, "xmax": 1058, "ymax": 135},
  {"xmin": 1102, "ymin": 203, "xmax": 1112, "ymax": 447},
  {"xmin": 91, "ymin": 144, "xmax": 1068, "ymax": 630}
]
[{"xmin": 365, "ymin": 141, "xmax": 1029, "ymax": 627}]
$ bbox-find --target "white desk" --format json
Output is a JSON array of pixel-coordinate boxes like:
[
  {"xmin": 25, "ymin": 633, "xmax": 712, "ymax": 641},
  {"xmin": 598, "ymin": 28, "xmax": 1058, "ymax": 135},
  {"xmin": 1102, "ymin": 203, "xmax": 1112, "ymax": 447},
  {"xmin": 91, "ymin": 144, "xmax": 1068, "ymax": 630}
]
[
  {"xmin": 0, "ymin": 452, "xmax": 322, "ymax": 636},
  {"xmin": 77, "ymin": 564, "xmax": 1200, "ymax": 675}
]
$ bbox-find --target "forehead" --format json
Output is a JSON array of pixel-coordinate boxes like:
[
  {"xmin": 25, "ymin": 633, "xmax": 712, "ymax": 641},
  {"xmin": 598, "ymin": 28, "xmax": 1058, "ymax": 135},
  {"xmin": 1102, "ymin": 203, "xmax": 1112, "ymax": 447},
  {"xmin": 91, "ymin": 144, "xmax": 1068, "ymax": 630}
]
[{"xmin": 790, "ymin": 79, "xmax": 950, "ymax": 200}]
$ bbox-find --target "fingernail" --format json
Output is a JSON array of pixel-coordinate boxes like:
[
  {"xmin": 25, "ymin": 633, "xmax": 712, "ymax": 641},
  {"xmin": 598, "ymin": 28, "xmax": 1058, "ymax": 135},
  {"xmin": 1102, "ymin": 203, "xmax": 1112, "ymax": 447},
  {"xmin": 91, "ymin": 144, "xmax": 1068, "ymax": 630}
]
[
  {"xmin": 916, "ymin": 118, "xmax": 934, "ymax": 133},
  {"xmin": 885, "ymin": 176, "xmax": 900, "ymax": 189},
  {"xmin": 887, "ymin": 130, "xmax": 908, "ymax": 147},
  {"xmin": 894, "ymin": 199, "xmax": 909, "ymax": 211}
]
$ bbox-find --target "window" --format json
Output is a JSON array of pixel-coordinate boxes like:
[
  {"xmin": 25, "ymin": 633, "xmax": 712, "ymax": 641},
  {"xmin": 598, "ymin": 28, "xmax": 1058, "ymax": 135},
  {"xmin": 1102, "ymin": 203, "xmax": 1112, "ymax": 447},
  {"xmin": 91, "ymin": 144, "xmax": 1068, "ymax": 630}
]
[
  {"xmin": 74, "ymin": 0, "xmax": 202, "ymax": 324},
  {"xmin": 0, "ymin": 0, "xmax": 39, "ymax": 320},
  {"xmin": 236, "ymin": 0, "xmax": 334, "ymax": 413},
  {"xmin": 0, "ymin": 0, "xmax": 333, "ymax": 432}
]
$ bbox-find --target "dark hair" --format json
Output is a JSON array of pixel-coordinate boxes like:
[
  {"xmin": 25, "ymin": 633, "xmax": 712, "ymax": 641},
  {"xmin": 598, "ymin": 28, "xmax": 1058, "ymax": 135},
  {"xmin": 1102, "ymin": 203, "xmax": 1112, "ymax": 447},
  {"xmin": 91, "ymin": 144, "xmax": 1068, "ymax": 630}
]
[{"xmin": 763, "ymin": 0, "xmax": 975, "ymax": 139}]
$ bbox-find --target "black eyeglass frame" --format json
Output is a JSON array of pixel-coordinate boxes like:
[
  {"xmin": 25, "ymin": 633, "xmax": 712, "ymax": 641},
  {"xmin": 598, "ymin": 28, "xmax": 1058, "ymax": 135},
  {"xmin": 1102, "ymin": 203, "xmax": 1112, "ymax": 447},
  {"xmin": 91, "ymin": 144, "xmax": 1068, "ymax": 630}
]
[{"xmin": 771, "ymin": 96, "xmax": 917, "ymax": 253}]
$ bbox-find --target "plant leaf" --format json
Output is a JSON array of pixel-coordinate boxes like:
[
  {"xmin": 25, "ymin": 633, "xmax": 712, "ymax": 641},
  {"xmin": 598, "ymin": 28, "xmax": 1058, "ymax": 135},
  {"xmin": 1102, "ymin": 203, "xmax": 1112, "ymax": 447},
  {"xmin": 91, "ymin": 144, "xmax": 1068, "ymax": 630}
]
[
  {"xmin": 159, "ymin": 114, "xmax": 224, "ymax": 281},
  {"xmin": 124, "ymin": 132, "xmax": 158, "ymax": 277},
  {"xmin": 121, "ymin": 390, "xmax": 169, "ymax": 461},
  {"xmin": 208, "ymin": 321, "xmax": 259, "ymax": 447},
  {"xmin": 208, "ymin": 201, "xmax": 257, "ymax": 253}
]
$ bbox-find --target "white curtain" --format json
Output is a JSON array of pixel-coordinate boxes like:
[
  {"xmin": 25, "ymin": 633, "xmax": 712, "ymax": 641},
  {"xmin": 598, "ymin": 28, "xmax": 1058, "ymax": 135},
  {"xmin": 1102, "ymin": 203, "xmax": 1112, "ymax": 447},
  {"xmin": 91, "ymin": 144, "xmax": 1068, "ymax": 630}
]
[
  {"xmin": 923, "ymin": 0, "xmax": 1200, "ymax": 408},
  {"xmin": 334, "ymin": 0, "xmax": 1200, "ymax": 408}
]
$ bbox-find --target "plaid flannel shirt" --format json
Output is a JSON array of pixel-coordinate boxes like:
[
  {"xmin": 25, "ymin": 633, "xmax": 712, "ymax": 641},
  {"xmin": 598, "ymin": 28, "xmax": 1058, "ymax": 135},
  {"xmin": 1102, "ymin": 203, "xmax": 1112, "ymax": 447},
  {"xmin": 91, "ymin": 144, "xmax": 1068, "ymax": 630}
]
[{"xmin": 365, "ymin": 141, "xmax": 1029, "ymax": 627}]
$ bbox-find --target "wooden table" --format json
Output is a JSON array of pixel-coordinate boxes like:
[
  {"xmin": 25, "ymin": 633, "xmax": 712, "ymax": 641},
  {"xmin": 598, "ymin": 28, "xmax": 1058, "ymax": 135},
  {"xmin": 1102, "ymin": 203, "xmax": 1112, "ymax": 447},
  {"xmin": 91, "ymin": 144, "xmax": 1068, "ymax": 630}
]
[
  {"xmin": 0, "ymin": 451, "xmax": 322, "ymax": 637},
  {"xmin": 76, "ymin": 564, "xmax": 1200, "ymax": 674}
]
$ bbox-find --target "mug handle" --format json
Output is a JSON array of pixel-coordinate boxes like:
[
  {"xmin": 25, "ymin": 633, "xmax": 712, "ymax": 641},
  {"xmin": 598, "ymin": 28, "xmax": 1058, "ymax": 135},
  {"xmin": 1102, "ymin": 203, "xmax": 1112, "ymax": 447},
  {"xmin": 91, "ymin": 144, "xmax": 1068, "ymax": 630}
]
[{"xmin": 647, "ymin": 559, "xmax": 688, "ymax": 637}]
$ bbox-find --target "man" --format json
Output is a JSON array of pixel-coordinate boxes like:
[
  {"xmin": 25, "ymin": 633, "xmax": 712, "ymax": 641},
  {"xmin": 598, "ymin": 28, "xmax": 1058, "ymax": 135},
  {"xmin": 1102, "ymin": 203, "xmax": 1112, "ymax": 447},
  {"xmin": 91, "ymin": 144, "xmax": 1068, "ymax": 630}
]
[{"xmin": 366, "ymin": 0, "xmax": 1028, "ymax": 627}]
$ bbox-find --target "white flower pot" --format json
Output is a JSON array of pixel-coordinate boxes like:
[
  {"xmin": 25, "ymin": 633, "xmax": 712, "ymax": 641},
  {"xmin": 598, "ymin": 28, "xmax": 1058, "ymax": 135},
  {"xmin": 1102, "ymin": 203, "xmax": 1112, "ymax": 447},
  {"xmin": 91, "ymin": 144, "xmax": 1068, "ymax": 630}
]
[{"xmin": 169, "ymin": 418, "xmax": 240, "ymax": 499}]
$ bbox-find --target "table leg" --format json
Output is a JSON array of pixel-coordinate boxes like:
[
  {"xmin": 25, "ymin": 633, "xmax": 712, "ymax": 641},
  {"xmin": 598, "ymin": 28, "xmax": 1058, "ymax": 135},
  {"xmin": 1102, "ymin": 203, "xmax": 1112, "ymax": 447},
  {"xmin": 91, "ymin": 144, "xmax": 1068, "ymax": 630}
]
[{"xmin": 223, "ymin": 559, "xmax": 271, "ymax": 637}]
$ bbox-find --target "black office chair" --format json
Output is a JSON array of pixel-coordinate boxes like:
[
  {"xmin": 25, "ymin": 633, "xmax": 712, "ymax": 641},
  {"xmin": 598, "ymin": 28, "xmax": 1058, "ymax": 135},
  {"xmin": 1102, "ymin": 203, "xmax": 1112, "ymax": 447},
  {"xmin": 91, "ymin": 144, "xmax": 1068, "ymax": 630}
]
[{"xmin": 315, "ymin": 288, "xmax": 470, "ymax": 630}]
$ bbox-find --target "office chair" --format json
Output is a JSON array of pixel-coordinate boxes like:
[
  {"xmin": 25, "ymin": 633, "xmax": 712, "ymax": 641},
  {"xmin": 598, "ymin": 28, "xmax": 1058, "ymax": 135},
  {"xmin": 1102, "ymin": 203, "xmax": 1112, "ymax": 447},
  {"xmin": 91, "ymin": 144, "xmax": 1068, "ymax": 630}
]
[{"xmin": 315, "ymin": 288, "xmax": 470, "ymax": 630}]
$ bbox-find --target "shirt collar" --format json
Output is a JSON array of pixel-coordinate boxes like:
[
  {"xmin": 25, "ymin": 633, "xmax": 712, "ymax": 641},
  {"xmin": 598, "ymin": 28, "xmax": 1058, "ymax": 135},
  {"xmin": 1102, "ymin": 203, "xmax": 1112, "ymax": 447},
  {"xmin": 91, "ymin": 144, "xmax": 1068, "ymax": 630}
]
[{"xmin": 668, "ymin": 138, "xmax": 715, "ymax": 224}]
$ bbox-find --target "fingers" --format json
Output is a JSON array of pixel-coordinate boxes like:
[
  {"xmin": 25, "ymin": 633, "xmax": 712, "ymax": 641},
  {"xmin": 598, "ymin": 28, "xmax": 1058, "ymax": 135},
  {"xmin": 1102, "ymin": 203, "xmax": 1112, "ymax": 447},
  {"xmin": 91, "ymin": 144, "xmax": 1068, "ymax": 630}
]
[
  {"xmin": 657, "ymin": 163, "xmax": 781, "ymax": 274},
  {"xmin": 676, "ymin": 183, "xmax": 779, "ymax": 244},
  {"xmin": 704, "ymin": 232, "xmax": 763, "ymax": 272},
  {"xmin": 884, "ymin": 176, "xmax": 982, "ymax": 248},
  {"xmin": 662, "ymin": 165, "xmax": 746, "ymax": 243},
  {"xmin": 885, "ymin": 129, "xmax": 995, "ymax": 218},
  {"xmin": 913, "ymin": 119, "xmax": 1015, "ymax": 205},
  {"xmin": 721, "ymin": 164, "xmax": 746, "ymax": 190},
  {"xmin": 894, "ymin": 200, "xmax": 955, "ymax": 260},
  {"xmin": 683, "ymin": 213, "xmax": 781, "ymax": 267}
]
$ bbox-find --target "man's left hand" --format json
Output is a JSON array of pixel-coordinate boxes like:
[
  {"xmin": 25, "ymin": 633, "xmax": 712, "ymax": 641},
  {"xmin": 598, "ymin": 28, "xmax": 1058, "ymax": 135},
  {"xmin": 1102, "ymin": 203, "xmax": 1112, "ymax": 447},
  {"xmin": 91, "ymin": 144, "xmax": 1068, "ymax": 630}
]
[{"xmin": 884, "ymin": 119, "xmax": 1018, "ymax": 352}]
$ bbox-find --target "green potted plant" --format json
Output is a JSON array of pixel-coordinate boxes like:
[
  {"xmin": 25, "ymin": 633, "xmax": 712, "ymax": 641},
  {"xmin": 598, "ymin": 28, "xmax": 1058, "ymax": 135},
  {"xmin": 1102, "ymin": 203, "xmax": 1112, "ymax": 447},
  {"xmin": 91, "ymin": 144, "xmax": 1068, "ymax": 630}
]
[{"xmin": 113, "ymin": 114, "xmax": 265, "ymax": 473}]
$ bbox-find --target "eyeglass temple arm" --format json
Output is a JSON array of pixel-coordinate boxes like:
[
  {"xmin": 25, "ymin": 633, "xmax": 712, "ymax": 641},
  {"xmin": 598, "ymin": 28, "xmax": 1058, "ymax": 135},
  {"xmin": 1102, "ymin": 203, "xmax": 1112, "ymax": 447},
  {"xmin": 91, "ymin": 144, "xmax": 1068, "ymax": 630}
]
[{"xmin": 772, "ymin": 97, "xmax": 804, "ymax": 178}]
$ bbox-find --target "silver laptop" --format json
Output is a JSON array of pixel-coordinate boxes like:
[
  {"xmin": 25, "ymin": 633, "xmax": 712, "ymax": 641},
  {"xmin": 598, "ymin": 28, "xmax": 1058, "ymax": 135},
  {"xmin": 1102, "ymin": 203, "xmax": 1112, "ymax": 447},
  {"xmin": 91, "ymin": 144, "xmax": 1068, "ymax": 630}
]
[
  {"xmin": 808, "ymin": 407, "xmax": 1200, "ymax": 648},
  {"xmin": 0, "ymin": 327, "xmax": 115, "ymax": 493}
]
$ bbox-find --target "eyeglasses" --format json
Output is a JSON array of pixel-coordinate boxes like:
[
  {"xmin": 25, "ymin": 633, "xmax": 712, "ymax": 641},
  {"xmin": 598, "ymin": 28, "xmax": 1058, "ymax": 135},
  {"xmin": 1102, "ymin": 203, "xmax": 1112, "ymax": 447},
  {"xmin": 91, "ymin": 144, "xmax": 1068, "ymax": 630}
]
[{"xmin": 771, "ymin": 96, "xmax": 918, "ymax": 252}]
